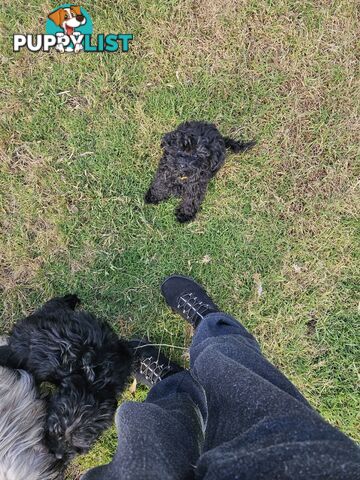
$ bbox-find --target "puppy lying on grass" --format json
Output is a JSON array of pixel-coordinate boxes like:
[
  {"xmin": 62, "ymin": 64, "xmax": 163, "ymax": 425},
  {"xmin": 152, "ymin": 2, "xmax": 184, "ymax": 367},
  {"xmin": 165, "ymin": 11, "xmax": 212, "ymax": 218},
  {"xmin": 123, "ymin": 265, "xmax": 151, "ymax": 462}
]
[
  {"xmin": 145, "ymin": 121, "xmax": 255, "ymax": 222},
  {"xmin": 1, "ymin": 295, "xmax": 133, "ymax": 463}
]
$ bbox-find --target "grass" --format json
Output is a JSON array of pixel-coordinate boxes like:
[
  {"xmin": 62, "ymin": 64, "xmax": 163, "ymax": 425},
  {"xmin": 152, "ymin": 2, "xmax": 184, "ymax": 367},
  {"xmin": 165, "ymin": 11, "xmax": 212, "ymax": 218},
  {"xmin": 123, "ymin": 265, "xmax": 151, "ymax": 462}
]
[{"xmin": 0, "ymin": 0, "xmax": 359, "ymax": 477}]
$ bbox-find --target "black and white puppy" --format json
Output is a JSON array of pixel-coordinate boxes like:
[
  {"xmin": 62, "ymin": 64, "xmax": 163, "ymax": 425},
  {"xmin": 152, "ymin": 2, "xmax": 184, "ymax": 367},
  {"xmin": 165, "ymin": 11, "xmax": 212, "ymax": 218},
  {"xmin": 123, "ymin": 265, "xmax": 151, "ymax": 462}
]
[
  {"xmin": 2, "ymin": 295, "xmax": 133, "ymax": 462},
  {"xmin": 145, "ymin": 121, "xmax": 255, "ymax": 222}
]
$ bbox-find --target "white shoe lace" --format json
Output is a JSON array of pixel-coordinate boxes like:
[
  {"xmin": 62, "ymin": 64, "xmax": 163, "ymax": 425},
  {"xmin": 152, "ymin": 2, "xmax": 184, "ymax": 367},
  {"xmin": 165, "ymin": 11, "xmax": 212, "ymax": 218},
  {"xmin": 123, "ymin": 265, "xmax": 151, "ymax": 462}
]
[
  {"xmin": 177, "ymin": 293, "xmax": 212, "ymax": 324},
  {"xmin": 139, "ymin": 357, "xmax": 172, "ymax": 385}
]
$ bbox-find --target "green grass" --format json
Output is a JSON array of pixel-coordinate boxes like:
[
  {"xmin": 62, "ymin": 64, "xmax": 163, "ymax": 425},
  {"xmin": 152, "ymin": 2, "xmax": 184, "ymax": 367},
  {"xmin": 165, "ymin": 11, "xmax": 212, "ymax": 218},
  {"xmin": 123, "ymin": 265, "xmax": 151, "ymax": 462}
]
[{"xmin": 0, "ymin": 0, "xmax": 359, "ymax": 477}]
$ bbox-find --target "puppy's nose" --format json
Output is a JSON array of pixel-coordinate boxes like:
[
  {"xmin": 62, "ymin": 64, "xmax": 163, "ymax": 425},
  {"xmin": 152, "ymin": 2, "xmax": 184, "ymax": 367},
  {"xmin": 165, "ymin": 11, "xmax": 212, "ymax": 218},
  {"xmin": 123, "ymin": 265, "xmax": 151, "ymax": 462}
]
[
  {"xmin": 76, "ymin": 14, "xmax": 85, "ymax": 22},
  {"xmin": 55, "ymin": 452, "xmax": 63, "ymax": 460}
]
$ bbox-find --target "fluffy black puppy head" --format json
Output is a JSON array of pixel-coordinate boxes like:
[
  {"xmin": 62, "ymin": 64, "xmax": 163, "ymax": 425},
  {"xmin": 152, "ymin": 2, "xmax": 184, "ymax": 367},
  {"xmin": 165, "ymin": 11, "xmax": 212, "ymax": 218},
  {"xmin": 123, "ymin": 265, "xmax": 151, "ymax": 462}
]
[
  {"xmin": 160, "ymin": 121, "xmax": 227, "ymax": 176},
  {"xmin": 46, "ymin": 375, "xmax": 116, "ymax": 462},
  {"xmin": 161, "ymin": 126, "xmax": 220, "ymax": 175}
]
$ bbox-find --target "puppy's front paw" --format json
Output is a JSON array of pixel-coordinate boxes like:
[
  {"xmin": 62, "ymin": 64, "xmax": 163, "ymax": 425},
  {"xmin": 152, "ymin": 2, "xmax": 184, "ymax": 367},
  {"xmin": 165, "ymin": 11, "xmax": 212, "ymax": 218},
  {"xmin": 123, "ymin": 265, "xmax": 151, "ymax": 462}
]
[
  {"xmin": 176, "ymin": 209, "xmax": 196, "ymax": 223},
  {"xmin": 145, "ymin": 190, "xmax": 160, "ymax": 204}
]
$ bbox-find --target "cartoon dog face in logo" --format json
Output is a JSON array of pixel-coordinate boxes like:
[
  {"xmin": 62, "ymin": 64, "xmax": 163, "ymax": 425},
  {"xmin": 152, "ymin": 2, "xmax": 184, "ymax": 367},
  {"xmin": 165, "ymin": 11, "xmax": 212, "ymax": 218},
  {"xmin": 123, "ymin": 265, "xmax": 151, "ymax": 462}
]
[{"xmin": 48, "ymin": 6, "xmax": 86, "ymax": 52}]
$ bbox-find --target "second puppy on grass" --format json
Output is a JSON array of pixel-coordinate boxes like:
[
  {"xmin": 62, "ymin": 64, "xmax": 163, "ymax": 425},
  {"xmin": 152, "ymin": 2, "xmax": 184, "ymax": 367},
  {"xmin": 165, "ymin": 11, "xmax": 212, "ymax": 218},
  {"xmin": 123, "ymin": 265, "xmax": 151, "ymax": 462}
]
[
  {"xmin": 145, "ymin": 121, "xmax": 256, "ymax": 222},
  {"xmin": 1, "ymin": 294, "xmax": 133, "ymax": 462}
]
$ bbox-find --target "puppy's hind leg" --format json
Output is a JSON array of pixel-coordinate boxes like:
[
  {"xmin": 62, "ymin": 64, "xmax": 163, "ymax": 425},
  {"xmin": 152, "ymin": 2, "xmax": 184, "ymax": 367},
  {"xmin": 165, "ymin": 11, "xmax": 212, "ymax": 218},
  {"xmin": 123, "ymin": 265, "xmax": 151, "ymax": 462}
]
[
  {"xmin": 176, "ymin": 182, "xmax": 208, "ymax": 223},
  {"xmin": 145, "ymin": 169, "xmax": 172, "ymax": 205}
]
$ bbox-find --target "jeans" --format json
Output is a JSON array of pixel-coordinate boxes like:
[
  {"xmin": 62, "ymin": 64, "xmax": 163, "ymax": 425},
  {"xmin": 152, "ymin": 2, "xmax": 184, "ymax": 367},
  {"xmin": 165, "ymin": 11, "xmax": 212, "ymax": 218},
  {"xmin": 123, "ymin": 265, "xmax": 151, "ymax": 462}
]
[{"xmin": 83, "ymin": 313, "xmax": 360, "ymax": 480}]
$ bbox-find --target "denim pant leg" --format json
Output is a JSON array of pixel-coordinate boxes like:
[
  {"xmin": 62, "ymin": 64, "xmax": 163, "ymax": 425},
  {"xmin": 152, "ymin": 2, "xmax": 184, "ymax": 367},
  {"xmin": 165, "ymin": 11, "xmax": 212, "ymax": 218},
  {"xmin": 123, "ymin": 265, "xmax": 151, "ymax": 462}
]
[{"xmin": 82, "ymin": 370, "xmax": 207, "ymax": 480}]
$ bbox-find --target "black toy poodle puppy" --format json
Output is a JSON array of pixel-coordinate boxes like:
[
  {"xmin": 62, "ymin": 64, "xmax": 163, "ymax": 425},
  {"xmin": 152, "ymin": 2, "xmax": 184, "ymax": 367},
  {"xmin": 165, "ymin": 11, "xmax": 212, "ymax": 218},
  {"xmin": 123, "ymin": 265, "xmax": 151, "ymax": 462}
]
[
  {"xmin": 1, "ymin": 294, "xmax": 133, "ymax": 462},
  {"xmin": 145, "ymin": 121, "xmax": 256, "ymax": 222}
]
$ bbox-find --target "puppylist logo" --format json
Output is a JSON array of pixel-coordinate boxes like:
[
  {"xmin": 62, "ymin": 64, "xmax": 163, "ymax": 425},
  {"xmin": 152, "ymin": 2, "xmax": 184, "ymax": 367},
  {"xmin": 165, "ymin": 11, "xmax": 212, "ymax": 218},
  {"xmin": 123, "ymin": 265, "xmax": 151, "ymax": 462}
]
[{"xmin": 13, "ymin": 4, "xmax": 133, "ymax": 53}]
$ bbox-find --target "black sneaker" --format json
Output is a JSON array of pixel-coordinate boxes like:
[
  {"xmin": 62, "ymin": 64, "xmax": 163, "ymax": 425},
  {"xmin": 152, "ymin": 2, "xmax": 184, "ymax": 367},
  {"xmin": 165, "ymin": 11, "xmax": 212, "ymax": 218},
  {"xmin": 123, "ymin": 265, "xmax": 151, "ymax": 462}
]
[
  {"xmin": 129, "ymin": 338, "xmax": 184, "ymax": 388},
  {"xmin": 161, "ymin": 275, "xmax": 219, "ymax": 328}
]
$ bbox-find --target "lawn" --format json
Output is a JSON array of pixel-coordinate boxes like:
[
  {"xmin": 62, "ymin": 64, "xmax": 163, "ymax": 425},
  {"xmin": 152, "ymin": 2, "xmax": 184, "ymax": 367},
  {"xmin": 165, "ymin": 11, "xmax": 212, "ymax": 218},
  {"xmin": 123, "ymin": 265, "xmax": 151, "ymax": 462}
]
[{"xmin": 0, "ymin": 0, "xmax": 359, "ymax": 477}]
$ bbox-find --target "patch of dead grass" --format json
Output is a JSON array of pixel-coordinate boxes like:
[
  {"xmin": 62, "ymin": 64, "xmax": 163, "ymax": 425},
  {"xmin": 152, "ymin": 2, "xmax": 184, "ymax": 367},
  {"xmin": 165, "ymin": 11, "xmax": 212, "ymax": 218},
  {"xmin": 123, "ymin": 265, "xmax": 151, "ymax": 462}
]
[
  {"xmin": 0, "ymin": 255, "xmax": 42, "ymax": 294},
  {"xmin": 10, "ymin": 144, "xmax": 46, "ymax": 171},
  {"xmin": 69, "ymin": 243, "xmax": 97, "ymax": 274}
]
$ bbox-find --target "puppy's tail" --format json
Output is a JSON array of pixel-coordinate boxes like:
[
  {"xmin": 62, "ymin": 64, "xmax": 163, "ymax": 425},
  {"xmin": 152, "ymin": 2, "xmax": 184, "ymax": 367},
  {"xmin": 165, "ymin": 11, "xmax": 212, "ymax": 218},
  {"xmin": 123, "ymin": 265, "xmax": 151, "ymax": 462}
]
[{"xmin": 223, "ymin": 137, "xmax": 256, "ymax": 153}]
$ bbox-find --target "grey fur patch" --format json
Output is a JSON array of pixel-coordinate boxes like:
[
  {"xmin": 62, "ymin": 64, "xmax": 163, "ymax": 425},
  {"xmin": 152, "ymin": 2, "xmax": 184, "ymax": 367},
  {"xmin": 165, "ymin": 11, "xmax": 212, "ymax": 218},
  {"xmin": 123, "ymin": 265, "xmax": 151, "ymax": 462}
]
[{"xmin": 0, "ymin": 366, "xmax": 61, "ymax": 480}]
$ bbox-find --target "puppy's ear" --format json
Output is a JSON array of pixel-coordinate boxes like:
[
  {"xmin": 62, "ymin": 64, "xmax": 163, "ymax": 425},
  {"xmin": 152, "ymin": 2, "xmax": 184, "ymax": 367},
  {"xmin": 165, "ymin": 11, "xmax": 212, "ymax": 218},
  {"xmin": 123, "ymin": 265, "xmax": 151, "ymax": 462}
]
[
  {"xmin": 48, "ymin": 8, "xmax": 66, "ymax": 26},
  {"xmin": 71, "ymin": 6, "xmax": 82, "ymax": 16}
]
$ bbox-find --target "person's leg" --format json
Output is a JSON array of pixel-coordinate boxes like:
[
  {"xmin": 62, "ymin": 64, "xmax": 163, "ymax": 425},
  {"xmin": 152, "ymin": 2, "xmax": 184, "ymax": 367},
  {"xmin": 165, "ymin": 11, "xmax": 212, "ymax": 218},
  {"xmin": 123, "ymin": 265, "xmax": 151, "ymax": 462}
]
[
  {"xmin": 82, "ymin": 341, "xmax": 207, "ymax": 480},
  {"xmin": 161, "ymin": 275, "xmax": 312, "ymax": 448},
  {"xmin": 192, "ymin": 311, "xmax": 310, "ymax": 405},
  {"xmin": 192, "ymin": 317, "xmax": 360, "ymax": 480},
  {"xmin": 162, "ymin": 276, "xmax": 360, "ymax": 479},
  {"xmin": 190, "ymin": 312, "xmax": 314, "ymax": 450}
]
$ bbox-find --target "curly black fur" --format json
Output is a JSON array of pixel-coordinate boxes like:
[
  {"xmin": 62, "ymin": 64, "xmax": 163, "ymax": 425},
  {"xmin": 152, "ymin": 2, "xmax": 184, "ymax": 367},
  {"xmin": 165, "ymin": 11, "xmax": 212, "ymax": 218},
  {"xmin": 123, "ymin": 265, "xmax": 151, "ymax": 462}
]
[
  {"xmin": 46, "ymin": 375, "xmax": 117, "ymax": 461},
  {"xmin": 145, "ymin": 121, "xmax": 255, "ymax": 222},
  {"xmin": 1, "ymin": 294, "xmax": 133, "ymax": 462}
]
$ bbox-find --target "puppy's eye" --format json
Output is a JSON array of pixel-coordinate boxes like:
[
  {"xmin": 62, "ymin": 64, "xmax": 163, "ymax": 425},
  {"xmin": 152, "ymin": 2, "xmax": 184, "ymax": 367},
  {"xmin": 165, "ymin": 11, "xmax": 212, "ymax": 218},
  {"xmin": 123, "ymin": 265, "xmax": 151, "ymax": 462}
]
[{"xmin": 64, "ymin": 14, "xmax": 69, "ymax": 19}]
